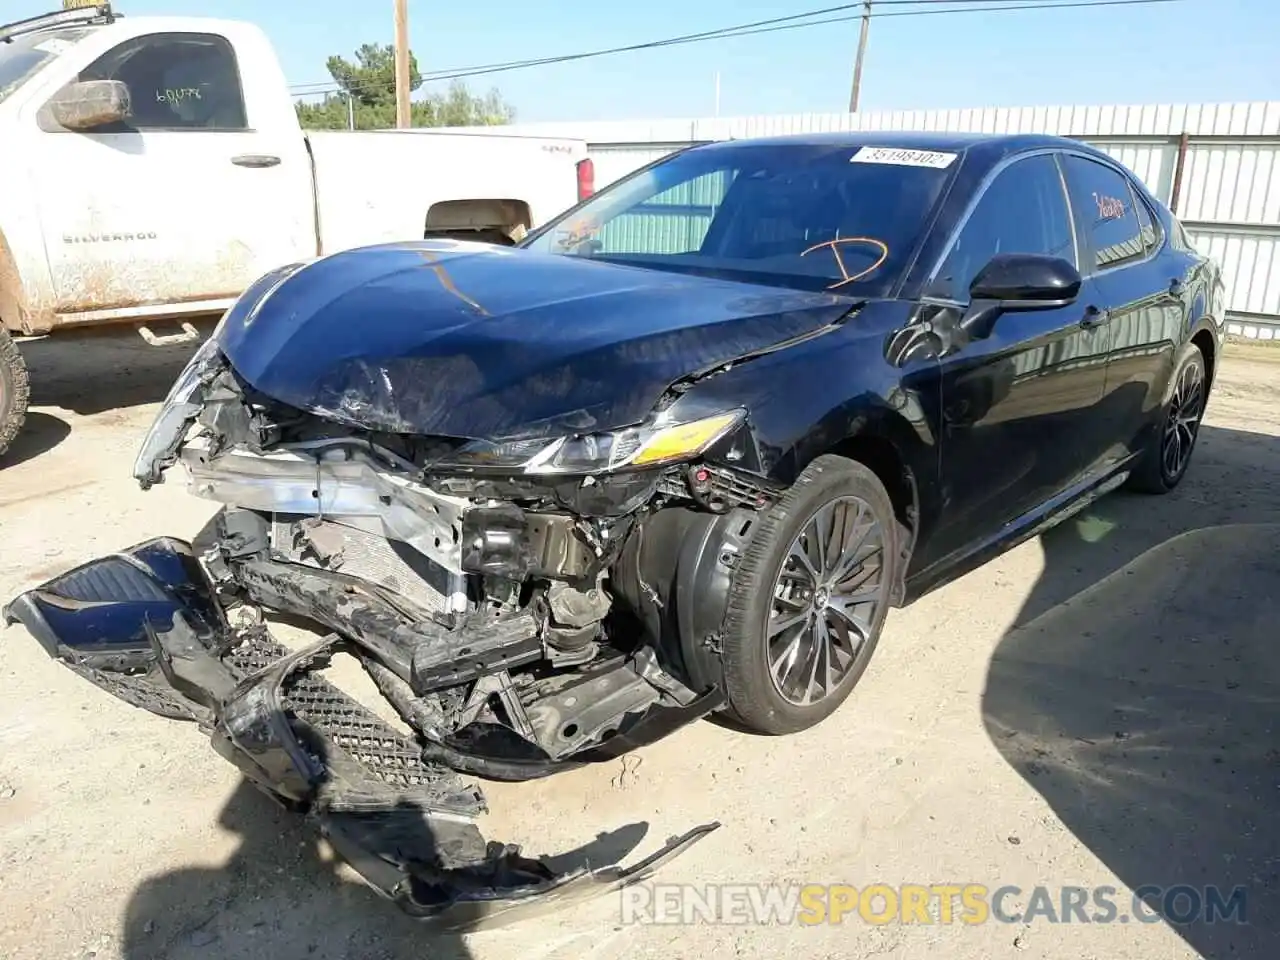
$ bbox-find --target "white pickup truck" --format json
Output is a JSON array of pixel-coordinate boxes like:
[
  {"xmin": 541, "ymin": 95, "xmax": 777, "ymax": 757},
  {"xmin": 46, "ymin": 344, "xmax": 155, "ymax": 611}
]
[{"xmin": 0, "ymin": 3, "xmax": 592, "ymax": 456}]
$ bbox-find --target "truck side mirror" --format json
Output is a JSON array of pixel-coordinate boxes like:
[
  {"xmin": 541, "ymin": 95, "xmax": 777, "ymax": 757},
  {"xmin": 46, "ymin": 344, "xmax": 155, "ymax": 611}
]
[{"xmin": 46, "ymin": 79, "xmax": 131, "ymax": 131}]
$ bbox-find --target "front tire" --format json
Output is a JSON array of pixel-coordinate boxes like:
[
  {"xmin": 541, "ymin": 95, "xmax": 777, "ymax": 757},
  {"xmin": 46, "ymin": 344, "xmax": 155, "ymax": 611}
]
[
  {"xmin": 0, "ymin": 328, "xmax": 30, "ymax": 460},
  {"xmin": 1127, "ymin": 346, "xmax": 1206, "ymax": 494},
  {"xmin": 720, "ymin": 455, "xmax": 899, "ymax": 735}
]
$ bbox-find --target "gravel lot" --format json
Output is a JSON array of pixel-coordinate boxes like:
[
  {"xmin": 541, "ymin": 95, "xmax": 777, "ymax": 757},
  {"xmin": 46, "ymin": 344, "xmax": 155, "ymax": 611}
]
[{"xmin": 1, "ymin": 331, "xmax": 1277, "ymax": 960}]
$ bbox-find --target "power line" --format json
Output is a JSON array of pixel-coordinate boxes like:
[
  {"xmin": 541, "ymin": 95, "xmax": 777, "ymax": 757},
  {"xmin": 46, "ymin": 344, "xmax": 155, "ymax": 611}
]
[
  {"xmin": 290, "ymin": 0, "xmax": 1184, "ymax": 100},
  {"xmin": 291, "ymin": 0, "xmax": 1181, "ymax": 98},
  {"xmin": 289, "ymin": 2, "xmax": 873, "ymax": 93},
  {"xmin": 289, "ymin": 0, "xmax": 1137, "ymax": 93}
]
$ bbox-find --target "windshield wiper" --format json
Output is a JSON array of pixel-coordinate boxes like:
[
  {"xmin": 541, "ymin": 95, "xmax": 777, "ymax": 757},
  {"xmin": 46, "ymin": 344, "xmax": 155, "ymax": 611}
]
[{"xmin": 0, "ymin": 3, "xmax": 116, "ymax": 44}]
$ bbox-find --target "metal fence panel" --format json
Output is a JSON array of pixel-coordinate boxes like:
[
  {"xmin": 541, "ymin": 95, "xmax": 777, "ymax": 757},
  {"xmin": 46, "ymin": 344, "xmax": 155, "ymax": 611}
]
[
  {"xmin": 1188, "ymin": 228, "xmax": 1280, "ymax": 315},
  {"xmin": 1179, "ymin": 142, "xmax": 1280, "ymax": 224},
  {"xmin": 590, "ymin": 145, "xmax": 683, "ymax": 196}
]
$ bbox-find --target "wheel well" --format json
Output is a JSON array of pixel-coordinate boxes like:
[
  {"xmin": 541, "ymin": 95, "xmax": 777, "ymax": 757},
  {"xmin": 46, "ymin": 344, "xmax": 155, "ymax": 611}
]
[
  {"xmin": 824, "ymin": 434, "xmax": 917, "ymax": 537},
  {"xmin": 1191, "ymin": 328, "xmax": 1216, "ymax": 386},
  {"xmin": 424, "ymin": 199, "xmax": 532, "ymax": 244}
]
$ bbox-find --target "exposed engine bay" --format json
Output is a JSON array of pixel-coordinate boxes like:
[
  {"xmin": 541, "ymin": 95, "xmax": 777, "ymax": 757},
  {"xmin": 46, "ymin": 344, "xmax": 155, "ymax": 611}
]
[
  {"xmin": 163, "ymin": 349, "xmax": 784, "ymax": 777},
  {"xmin": 5, "ymin": 334, "xmax": 791, "ymax": 923}
]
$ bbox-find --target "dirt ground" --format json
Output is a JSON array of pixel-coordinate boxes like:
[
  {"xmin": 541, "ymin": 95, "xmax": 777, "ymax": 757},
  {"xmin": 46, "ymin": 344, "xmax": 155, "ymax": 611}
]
[{"xmin": 1, "ymin": 330, "xmax": 1277, "ymax": 960}]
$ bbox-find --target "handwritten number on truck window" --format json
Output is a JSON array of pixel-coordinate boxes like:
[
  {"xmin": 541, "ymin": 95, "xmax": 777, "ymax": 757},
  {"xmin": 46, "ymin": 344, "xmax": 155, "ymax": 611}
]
[{"xmin": 156, "ymin": 87, "xmax": 202, "ymax": 105}]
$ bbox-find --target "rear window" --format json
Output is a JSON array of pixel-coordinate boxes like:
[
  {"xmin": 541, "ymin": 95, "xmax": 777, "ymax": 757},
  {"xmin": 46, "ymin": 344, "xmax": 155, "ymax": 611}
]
[
  {"xmin": 1061, "ymin": 154, "xmax": 1147, "ymax": 270},
  {"xmin": 523, "ymin": 142, "xmax": 957, "ymax": 296}
]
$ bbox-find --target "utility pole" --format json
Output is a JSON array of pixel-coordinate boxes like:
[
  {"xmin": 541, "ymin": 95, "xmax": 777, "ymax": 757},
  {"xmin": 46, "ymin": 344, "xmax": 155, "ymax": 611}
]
[
  {"xmin": 393, "ymin": 0, "xmax": 411, "ymax": 128},
  {"xmin": 848, "ymin": 0, "xmax": 872, "ymax": 114}
]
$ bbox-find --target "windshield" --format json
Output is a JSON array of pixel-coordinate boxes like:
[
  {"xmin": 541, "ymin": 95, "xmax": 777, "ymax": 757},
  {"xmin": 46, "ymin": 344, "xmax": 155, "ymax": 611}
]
[
  {"xmin": 523, "ymin": 141, "xmax": 957, "ymax": 295},
  {"xmin": 0, "ymin": 29, "xmax": 90, "ymax": 106}
]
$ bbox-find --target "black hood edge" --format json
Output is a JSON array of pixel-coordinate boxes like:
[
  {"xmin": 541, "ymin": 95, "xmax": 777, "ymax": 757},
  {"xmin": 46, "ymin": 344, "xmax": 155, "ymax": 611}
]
[{"xmin": 663, "ymin": 300, "xmax": 865, "ymax": 401}]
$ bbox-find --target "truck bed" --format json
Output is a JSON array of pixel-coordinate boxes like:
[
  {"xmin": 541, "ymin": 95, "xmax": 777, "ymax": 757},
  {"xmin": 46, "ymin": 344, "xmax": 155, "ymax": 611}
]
[{"xmin": 307, "ymin": 130, "xmax": 586, "ymax": 254}]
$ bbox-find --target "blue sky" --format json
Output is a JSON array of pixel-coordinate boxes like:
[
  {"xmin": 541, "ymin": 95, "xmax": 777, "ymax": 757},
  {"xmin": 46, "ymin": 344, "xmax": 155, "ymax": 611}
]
[{"xmin": 10, "ymin": 0, "xmax": 1277, "ymax": 121}]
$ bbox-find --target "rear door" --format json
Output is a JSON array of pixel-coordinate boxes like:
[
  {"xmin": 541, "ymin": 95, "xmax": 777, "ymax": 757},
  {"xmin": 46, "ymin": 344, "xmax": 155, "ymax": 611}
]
[
  {"xmin": 29, "ymin": 30, "xmax": 313, "ymax": 314},
  {"xmin": 915, "ymin": 151, "xmax": 1112, "ymax": 571},
  {"xmin": 1059, "ymin": 153, "xmax": 1191, "ymax": 464}
]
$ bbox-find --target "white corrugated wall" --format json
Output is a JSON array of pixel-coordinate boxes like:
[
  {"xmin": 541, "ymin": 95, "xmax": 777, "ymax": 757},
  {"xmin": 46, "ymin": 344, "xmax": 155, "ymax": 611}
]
[{"xmin": 464, "ymin": 102, "xmax": 1280, "ymax": 334}]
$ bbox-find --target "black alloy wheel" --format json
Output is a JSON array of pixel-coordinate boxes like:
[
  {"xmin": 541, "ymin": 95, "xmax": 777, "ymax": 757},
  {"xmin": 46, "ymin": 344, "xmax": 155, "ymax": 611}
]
[
  {"xmin": 1161, "ymin": 352, "xmax": 1205, "ymax": 484},
  {"xmin": 1128, "ymin": 346, "xmax": 1207, "ymax": 494},
  {"xmin": 766, "ymin": 495, "xmax": 886, "ymax": 707},
  {"xmin": 720, "ymin": 455, "xmax": 900, "ymax": 735}
]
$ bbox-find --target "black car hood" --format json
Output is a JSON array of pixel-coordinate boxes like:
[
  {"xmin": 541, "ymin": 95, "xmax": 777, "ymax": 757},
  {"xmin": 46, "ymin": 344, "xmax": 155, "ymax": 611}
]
[{"xmin": 214, "ymin": 240, "xmax": 855, "ymax": 439}]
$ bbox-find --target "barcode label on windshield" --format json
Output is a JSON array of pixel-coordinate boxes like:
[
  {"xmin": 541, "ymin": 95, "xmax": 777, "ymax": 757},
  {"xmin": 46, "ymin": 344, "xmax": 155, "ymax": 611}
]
[{"xmin": 851, "ymin": 147, "xmax": 958, "ymax": 169}]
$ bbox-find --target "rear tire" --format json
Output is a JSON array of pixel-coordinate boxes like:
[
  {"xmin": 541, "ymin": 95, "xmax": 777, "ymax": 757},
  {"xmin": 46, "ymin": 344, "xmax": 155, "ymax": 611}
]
[
  {"xmin": 719, "ymin": 455, "xmax": 899, "ymax": 735},
  {"xmin": 1126, "ymin": 346, "xmax": 1206, "ymax": 494},
  {"xmin": 0, "ymin": 328, "xmax": 29, "ymax": 461}
]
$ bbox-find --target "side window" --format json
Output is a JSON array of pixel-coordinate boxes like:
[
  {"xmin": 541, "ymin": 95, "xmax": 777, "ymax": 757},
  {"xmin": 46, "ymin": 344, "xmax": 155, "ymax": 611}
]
[
  {"xmin": 595, "ymin": 170, "xmax": 736, "ymax": 255},
  {"xmin": 934, "ymin": 154, "xmax": 1075, "ymax": 299},
  {"xmin": 44, "ymin": 32, "xmax": 247, "ymax": 132},
  {"xmin": 1061, "ymin": 155, "xmax": 1146, "ymax": 270},
  {"xmin": 1131, "ymin": 187, "xmax": 1162, "ymax": 255}
]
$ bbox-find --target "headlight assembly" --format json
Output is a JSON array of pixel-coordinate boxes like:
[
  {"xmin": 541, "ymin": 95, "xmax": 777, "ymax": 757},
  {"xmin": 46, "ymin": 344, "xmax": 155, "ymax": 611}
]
[
  {"xmin": 132, "ymin": 335, "xmax": 224, "ymax": 488},
  {"xmin": 131, "ymin": 261, "xmax": 310, "ymax": 489},
  {"xmin": 434, "ymin": 409, "xmax": 747, "ymax": 475}
]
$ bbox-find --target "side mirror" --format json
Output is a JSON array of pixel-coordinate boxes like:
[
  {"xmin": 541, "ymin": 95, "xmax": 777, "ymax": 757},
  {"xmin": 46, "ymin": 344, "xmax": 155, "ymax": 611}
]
[
  {"xmin": 968, "ymin": 253, "xmax": 1082, "ymax": 309},
  {"xmin": 46, "ymin": 79, "xmax": 131, "ymax": 131}
]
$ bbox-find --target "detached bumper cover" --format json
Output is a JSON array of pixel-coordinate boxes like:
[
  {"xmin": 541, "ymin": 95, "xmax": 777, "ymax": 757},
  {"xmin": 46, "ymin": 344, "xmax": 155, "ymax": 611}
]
[{"xmin": 2, "ymin": 538, "xmax": 717, "ymax": 931}]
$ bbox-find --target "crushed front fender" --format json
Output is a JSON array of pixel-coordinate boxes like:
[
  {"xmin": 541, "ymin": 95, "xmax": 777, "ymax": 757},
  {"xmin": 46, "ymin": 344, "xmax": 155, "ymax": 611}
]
[{"xmin": 2, "ymin": 538, "xmax": 719, "ymax": 931}]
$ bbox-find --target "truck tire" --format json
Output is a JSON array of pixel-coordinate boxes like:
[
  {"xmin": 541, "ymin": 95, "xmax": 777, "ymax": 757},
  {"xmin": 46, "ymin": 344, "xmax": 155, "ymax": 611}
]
[{"xmin": 0, "ymin": 327, "xmax": 30, "ymax": 460}]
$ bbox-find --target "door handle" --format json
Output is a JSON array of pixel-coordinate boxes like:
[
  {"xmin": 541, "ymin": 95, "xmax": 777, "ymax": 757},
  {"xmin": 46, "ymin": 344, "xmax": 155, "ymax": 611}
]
[
  {"xmin": 1079, "ymin": 305, "xmax": 1110, "ymax": 329},
  {"xmin": 231, "ymin": 154, "xmax": 281, "ymax": 168}
]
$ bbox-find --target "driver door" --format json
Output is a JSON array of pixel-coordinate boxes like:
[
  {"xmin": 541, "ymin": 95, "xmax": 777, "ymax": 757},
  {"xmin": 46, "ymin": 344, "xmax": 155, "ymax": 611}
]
[
  {"xmin": 28, "ymin": 30, "xmax": 313, "ymax": 314},
  {"xmin": 914, "ymin": 152, "xmax": 1112, "ymax": 571}
]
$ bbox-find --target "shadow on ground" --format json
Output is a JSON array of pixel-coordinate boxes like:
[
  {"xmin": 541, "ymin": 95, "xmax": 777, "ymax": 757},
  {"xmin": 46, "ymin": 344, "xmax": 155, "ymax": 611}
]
[
  {"xmin": 119, "ymin": 779, "xmax": 651, "ymax": 960},
  {"xmin": 119, "ymin": 781, "xmax": 477, "ymax": 960},
  {"xmin": 19, "ymin": 322, "xmax": 214, "ymax": 416},
  {"xmin": 0, "ymin": 411, "xmax": 70, "ymax": 468},
  {"xmin": 3, "ymin": 324, "xmax": 214, "ymax": 462},
  {"xmin": 984, "ymin": 423, "xmax": 1280, "ymax": 958}
]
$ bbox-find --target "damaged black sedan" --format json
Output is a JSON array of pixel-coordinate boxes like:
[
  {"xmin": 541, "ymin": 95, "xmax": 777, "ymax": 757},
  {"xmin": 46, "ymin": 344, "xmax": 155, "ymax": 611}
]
[{"xmin": 6, "ymin": 132, "xmax": 1224, "ymax": 925}]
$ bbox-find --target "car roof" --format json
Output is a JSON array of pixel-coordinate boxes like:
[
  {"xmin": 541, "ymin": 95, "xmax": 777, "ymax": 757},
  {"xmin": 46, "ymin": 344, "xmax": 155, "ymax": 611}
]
[
  {"xmin": 689, "ymin": 130, "xmax": 1114, "ymax": 172},
  {"xmin": 698, "ymin": 130, "xmax": 1066, "ymax": 150}
]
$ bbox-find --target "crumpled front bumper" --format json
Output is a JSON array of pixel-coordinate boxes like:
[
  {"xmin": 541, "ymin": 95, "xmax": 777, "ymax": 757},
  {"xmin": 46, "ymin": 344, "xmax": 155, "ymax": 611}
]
[{"xmin": 2, "ymin": 538, "xmax": 717, "ymax": 932}]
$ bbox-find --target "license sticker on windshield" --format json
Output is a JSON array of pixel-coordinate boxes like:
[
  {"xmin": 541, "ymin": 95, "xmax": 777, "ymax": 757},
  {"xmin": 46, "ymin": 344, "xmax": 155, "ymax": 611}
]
[{"xmin": 850, "ymin": 146, "xmax": 958, "ymax": 169}]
